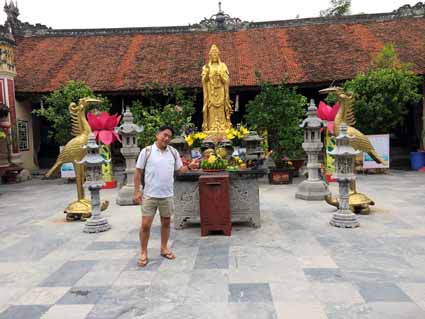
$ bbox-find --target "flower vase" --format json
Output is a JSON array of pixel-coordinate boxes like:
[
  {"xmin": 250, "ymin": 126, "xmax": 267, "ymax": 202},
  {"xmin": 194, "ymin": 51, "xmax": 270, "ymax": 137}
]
[{"xmin": 191, "ymin": 147, "xmax": 202, "ymax": 160}]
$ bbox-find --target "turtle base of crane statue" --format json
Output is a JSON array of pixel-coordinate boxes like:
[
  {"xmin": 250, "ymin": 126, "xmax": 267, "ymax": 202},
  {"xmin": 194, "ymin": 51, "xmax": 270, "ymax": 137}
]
[
  {"xmin": 65, "ymin": 199, "xmax": 109, "ymax": 221},
  {"xmin": 325, "ymin": 183, "xmax": 374, "ymax": 214}
]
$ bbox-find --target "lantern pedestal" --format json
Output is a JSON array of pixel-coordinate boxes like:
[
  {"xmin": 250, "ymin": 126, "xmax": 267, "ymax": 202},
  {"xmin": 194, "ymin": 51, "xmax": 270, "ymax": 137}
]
[
  {"xmin": 329, "ymin": 180, "xmax": 359, "ymax": 228},
  {"xmin": 115, "ymin": 107, "xmax": 143, "ymax": 206},
  {"xmin": 296, "ymin": 180, "xmax": 330, "ymax": 200},
  {"xmin": 328, "ymin": 123, "xmax": 360, "ymax": 229},
  {"xmin": 116, "ymin": 184, "xmax": 138, "ymax": 206},
  {"xmin": 83, "ymin": 184, "xmax": 111, "ymax": 233},
  {"xmin": 296, "ymin": 100, "xmax": 329, "ymax": 200}
]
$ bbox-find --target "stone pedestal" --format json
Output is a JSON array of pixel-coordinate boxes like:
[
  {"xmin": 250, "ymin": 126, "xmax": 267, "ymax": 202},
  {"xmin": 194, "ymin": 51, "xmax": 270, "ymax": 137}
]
[
  {"xmin": 330, "ymin": 180, "xmax": 359, "ymax": 228},
  {"xmin": 116, "ymin": 146, "xmax": 140, "ymax": 206},
  {"xmin": 84, "ymin": 185, "xmax": 111, "ymax": 233},
  {"xmin": 174, "ymin": 169, "xmax": 265, "ymax": 229},
  {"xmin": 296, "ymin": 100, "xmax": 329, "ymax": 200},
  {"xmin": 115, "ymin": 107, "xmax": 143, "ymax": 206}
]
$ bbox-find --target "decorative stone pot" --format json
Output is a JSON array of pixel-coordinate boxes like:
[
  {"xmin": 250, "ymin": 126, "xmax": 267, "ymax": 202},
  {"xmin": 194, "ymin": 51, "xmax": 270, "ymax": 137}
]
[{"xmin": 268, "ymin": 167, "xmax": 294, "ymax": 184}]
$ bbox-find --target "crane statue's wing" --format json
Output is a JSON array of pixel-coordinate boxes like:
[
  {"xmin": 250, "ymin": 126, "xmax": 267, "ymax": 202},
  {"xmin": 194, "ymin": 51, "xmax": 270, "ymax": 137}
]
[
  {"xmin": 349, "ymin": 129, "xmax": 373, "ymax": 152},
  {"xmin": 69, "ymin": 103, "xmax": 82, "ymax": 136}
]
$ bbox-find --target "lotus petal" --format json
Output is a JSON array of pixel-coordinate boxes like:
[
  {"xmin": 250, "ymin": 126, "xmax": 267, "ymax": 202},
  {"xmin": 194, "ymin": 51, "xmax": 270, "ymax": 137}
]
[
  {"xmin": 105, "ymin": 114, "xmax": 118, "ymax": 130},
  {"xmin": 317, "ymin": 101, "xmax": 332, "ymax": 121},
  {"xmin": 112, "ymin": 130, "xmax": 122, "ymax": 143},
  {"xmin": 98, "ymin": 130, "xmax": 114, "ymax": 145},
  {"xmin": 87, "ymin": 112, "xmax": 101, "ymax": 130},
  {"xmin": 98, "ymin": 112, "xmax": 110, "ymax": 129},
  {"xmin": 327, "ymin": 121, "xmax": 335, "ymax": 134},
  {"xmin": 330, "ymin": 103, "xmax": 340, "ymax": 121}
]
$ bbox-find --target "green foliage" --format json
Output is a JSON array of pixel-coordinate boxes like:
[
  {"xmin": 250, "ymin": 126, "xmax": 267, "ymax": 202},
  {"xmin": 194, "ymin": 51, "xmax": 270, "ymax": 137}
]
[
  {"xmin": 320, "ymin": 0, "xmax": 351, "ymax": 17},
  {"xmin": 245, "ymin": 74, "xmax": 307, "ymax": 161},
  {"xmin": 0, "ymin": 130, "xmax": 5, "ymax": 139},
  {"xmin": 344, "ymin": 44, "xmax": 421, "ymax": 134},
  {"xmin": 130, "ymin": 85, "xmax": 196, "ymax": 147},
  {"xmin": 324, "ymin": 93, "xmax": 338, "ymax": 106},
  {"xmin": 32, "ymin": 80, "xmax": 110, "ymax": 145}
]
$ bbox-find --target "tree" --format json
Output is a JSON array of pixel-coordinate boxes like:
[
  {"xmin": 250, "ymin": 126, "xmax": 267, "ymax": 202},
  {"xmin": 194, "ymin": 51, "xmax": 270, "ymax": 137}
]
[
  {"xmin": 130, "ymin": 85, "xmax": 196, "ymax": 147},
  {"xmin": 33, "ymin": 80, "xmax": 110, "ymax": 145},
  {"xmin": 320, "ymin": 0, "xmax": 351, "ymax": 17},
  {"xmin": 344, "ymin": 43, "xmax": 421, "ymax": 135},
  {"xmin": 245, "ymin": 73, "xmax": 307, "ymax": 161}
]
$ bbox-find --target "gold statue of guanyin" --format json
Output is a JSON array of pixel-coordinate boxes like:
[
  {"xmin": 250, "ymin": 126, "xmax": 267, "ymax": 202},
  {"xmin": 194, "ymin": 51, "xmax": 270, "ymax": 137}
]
[{"xmin": 202, "ymin": 44, "xmax": 233, "ymax": 134}]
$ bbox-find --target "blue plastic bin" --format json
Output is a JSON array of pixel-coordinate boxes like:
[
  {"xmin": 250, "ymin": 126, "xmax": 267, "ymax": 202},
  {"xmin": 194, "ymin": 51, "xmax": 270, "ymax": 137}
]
[{"xmin": 410, "ymin": 151, "xmax": 425, "ymax": 170}]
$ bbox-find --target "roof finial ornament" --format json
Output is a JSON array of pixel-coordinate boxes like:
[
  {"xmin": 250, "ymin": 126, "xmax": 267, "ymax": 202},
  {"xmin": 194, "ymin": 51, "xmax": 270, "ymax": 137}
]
[{"xmin": 218, "ymin": 1, "xmax": 223, "ymax": 13}]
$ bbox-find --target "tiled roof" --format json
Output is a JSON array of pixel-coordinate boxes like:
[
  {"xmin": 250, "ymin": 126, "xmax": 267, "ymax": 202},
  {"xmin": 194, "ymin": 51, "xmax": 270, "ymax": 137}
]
[{"xmin": 14, "ymin": 18, "xmax": 425, "ymax": 93}]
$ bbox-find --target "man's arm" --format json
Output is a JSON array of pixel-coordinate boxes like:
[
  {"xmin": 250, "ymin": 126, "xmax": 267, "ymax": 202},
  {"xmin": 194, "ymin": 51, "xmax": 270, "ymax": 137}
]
[{"xmin": 133, "ymin": 168, "xmax": 143, "ymax": 204}]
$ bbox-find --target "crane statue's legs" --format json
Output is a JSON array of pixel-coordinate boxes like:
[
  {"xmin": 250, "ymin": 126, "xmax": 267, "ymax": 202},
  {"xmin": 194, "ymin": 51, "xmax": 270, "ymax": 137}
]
[
  {"xmin": 64, "ymin": 163, "xmax": 109, "ymax": 222},
  {"xmin": 64, "ymin": 163, "xmax": 91, "ymax": 221}
]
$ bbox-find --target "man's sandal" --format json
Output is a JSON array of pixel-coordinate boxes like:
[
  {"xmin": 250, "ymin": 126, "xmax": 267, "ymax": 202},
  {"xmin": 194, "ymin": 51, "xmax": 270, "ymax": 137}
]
[
  {"xmin": 137, "ymin": 256, "xmax": 148, "ymax": 267},
  {"xmin": 160, "ymin": 251, "xmax": 176, "ymax": 260}
]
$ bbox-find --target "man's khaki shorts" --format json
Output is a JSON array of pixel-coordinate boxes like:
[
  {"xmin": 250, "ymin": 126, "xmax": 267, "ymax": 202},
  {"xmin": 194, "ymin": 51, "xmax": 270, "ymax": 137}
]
[{"xmin": 141, "ymin": 195, "xmax": 174, "ymax": 218}]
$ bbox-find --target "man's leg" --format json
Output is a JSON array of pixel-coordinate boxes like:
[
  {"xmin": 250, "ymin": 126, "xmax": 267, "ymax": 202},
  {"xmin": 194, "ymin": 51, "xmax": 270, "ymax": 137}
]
[
  {"xmin": 139, "ymin": 216, "xmax": 154, "ymax": 265},
  {"xmin": 139, "ymin": 197, "xmax": 157, "ymax": 266},
  {"xmin": 159, "ymin": 198, "xmax": 176, "ymax": 259}
]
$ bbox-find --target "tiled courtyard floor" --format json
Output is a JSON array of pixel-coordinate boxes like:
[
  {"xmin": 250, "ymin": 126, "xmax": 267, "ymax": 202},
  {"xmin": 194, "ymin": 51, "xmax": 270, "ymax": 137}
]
[{"xmin": 0, "ymin": 171, "xmax": 425, "ymax": 319}]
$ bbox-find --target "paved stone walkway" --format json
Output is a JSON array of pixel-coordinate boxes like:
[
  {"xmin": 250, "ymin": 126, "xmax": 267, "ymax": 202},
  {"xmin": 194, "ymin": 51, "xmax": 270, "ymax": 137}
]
[{"xmin": 0, "ymin": 171, "xmax": 424, "ymax": 318}]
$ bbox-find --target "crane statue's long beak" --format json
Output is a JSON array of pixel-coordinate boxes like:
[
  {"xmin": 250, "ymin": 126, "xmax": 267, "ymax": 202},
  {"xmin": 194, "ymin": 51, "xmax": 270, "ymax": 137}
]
[
  {"xmin": 84, "ymin": 97, "xmax": 102, "ymax": 104},
  {"xmin": 319, "ymin": 87, "xmax": 342, "ymax": 94}
]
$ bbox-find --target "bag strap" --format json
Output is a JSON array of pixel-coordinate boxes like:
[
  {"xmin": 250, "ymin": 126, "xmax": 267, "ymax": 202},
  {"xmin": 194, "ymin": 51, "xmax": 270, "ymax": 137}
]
[
  {"xmin": 143, "ymin": 146, "xmax": 152, "ymax": 171},
  {"xmin": 141, "ymin": 146, "xmax": 152, "ymax": 188},
  {"xmin": 168, "ymin": 145, "xmax": 179, "ymax": 164}
]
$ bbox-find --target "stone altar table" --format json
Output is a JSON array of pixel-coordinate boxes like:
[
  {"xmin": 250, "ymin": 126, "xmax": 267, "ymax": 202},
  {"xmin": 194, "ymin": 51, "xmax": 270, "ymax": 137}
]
[{"xmin": 174, "ymin": 169, "xmax": 265, "ymax": 229}]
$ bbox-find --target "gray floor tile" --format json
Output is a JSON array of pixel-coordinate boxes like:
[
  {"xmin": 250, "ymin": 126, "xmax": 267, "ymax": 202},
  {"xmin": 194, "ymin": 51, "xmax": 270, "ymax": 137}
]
[
  {"xmin": 304, "ymin": 268, "xmax": 347, "ymax": 283},
  {"xmin": 368, "ymin": 302, "xmax": 425, "ymax": 319},
  {"xmin": 0, "ymin": 305, "xmax": 50, "ymax": 319},
  {"xmin": 194, "ymin": 254, "xmax": 229, "ymax": 269},
  {"xmin": 56, "ymin": 286, "xmax": 108, "ymax": 304},
  {"xmin": 229, "ymin": 283, "xmax": 273, "ymax": 303},
  {"xmin": 229, "ymin": 303, "xmax": 277, "ymax": 319},
  {"xmin": 85, "ymin": 241, "xmax": 139, "ymax": 250},
  {"xmin": 356, "ymin": 282, "xmax": 412, "ymax": 302},
  {"xmin": 40, "ymin": 260, "xmax": 97, "ymax": 287}
]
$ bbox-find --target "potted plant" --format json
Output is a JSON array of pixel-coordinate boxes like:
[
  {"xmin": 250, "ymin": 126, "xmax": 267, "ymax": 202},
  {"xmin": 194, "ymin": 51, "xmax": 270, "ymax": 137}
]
[
  {"xmin": 185, "ymin": 131, "xmax": 207, "ymax": 158},
  {"xmin": 268, "ymin": 149, "xmax": 295, "ymax": 184}
]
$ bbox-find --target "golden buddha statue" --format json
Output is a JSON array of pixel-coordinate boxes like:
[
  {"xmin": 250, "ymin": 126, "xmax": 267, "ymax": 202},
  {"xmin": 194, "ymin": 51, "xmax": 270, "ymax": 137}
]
[{"xmin": 202, "ymin": 45, "xmax": 233, "ymax": 134}]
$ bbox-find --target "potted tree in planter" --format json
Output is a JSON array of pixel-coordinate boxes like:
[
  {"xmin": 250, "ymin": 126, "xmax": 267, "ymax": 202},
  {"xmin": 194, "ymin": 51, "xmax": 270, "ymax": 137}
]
[
  {"xmin": 269, "ymin": 149, "xmax": 295, "ymax": 184},
  {"xmin": 245, "ymin": 74, "xmax": 307, "ymax": 183}
]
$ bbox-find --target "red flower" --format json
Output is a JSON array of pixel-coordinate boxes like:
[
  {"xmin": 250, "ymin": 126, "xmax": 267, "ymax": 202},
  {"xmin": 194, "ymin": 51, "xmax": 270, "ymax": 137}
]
[
  {"xmin": 87, "ymin": 112, "xmax": 122, "ymax": 145},
  {"xmin": 317, "ymin": 101, "xmax": 340, "ymax": 134}
]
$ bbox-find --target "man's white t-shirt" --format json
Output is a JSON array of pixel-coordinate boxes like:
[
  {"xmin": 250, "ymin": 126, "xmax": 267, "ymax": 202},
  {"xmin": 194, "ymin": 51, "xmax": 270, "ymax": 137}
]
[{"xmin": 136, "ymin": 143, "xmax": 183, "ymax": 198}]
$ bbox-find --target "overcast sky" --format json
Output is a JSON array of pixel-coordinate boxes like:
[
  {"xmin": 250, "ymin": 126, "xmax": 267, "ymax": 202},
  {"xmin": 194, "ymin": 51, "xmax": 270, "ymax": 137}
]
[{"xmin": 0, "ymin": 0, "xmax": 418, "ymax": 29}]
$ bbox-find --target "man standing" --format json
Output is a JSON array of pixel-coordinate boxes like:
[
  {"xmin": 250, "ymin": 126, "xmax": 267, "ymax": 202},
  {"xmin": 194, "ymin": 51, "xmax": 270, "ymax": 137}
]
[{"xmin": 133, "ymin": 126, "xmax": 189, "ymax": 267}]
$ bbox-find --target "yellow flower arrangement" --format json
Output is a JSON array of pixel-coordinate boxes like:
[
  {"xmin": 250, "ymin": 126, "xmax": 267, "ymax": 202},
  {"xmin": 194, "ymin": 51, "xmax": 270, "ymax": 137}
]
[
  {"xmin": 185, "ymin": 131, "xmax": 208, "ymax": 148},
  {"xmin": 225, "ymin": 125, "xmax": 250, "ymax": 146}
]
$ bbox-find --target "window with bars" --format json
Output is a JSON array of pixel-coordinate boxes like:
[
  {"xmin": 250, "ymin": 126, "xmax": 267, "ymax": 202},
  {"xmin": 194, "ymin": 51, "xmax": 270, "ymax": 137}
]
[{"xmin": 17, "ymin": 120, "xmax": 29, "ymax": 151}]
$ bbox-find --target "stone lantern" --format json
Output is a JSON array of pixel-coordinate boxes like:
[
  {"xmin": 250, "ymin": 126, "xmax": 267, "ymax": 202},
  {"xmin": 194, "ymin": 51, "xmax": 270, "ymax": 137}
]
[
  {"xmin": 243, "ymin": 131, "xmax": 263, "ymax": 161},
  {"xmin": 77, "ymin": 133, "xmax": 111, "ymax": 233},
  {"xmin": 329, "ymin": 123, "xmax": 360, "ymax": 228},
  {"xmin": 296, "ymin": 99, "xmax": 330, "ymax": 200},
  {"xmin": 115, "ymin": 107, "xmax": 144, "ymax": 206},
  {"xmin": 170, "ymin": 135, "xmax": 189, "ymax": 158}
]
